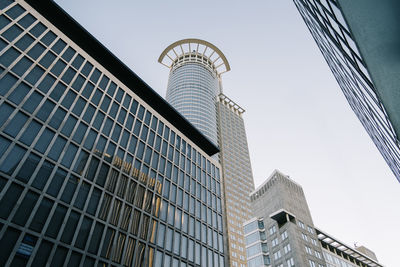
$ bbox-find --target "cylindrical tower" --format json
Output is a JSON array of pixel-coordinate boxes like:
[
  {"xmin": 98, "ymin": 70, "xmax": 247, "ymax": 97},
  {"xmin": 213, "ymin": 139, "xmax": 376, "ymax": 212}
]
[{"xmin": 159, "ymin": 39, "xmax": 230, "ymax": 146}]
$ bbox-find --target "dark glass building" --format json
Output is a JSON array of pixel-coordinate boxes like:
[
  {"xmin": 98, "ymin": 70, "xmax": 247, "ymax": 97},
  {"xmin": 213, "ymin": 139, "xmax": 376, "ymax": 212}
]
[
  {"xmin": 293, "ymin": 0, "xmax": 400, "ymax": 182},
  {"xmin": 0, "ymin": 0, "xmax": 225, "ymax": 266}
]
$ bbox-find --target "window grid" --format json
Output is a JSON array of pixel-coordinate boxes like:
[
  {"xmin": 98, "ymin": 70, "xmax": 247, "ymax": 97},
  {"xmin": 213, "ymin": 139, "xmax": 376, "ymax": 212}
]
[{"xmin": 0, "ymin": 1, "xmax": 225, "ymax": 266}]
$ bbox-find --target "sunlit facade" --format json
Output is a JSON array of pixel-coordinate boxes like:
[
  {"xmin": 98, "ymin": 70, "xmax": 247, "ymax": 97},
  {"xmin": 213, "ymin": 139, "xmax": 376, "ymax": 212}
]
[{"xmin": 0, "ymin": 1, "xmax": 225, "ymax": 266}]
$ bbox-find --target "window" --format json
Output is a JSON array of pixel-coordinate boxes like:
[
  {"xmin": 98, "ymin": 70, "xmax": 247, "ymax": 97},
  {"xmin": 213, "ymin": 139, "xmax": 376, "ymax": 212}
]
[
  {"xmin": 307, "ymin": 226, "xmax": 314, "ymax": 234},
  {"xmin": 281, "ymin": 230, "xmax": 288, "ymax": 240},
  {"xmin": 245, "ymin": 231, "xmax": 259, "ymax": 245},
  {"xmin": 311, "ymin": 238, "xmax": 318, "ymax": 246},
  {"xmin": 305, "ymin": 246, "xmax": 313, "ymax": 255},
  {"xmin": 271, "ymin": 237, "xmax": 278, "ymax": 247},
  {"xmin": 269, "ymin": 225, "xmax": 276, "ymax": 235},
  {"xmin": 246, "ymin": 243, "xmax": 261, "ymax": 258},
  {"xmin": 298, "ymin": 221, "xmax": 305, "ymax": 229},
  {"xmin": 12, "ymin": 190, "xmax": 39, "ymax": 226},
  {"xmin": 315, "ymin": 251, "xmax": 322, "ymax": 259},
  {"xmin": 283, "ymin": 243, "xmax": 291, "ymax": 254},
  {"xmin": 302, "ymin": 233, "xmax": 308, "ymax": 242},
  {"xmin": 309, "ymin": 260, "xmax": 316, "ymax": 267},
  {"xmin": 324, "ymin": 252, "xmax": 333, "ymax": 263},
  {"xmin": 286, "ymin": 258, "xmax": 294, "ymax": 267},
  {"xmin": 273, "ymin": 250, "xmax": 281, "ymax": 260},
  {"xmin": 45, "ymin": 204, "xmax": 67, "ymax": 238}
]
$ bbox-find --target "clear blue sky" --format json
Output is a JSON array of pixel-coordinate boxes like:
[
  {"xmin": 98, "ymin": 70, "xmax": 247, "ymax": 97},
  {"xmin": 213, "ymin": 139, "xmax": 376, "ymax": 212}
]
[{"xmin": 56, "ymin": 0, "xmax": 399, "ymax": 265}]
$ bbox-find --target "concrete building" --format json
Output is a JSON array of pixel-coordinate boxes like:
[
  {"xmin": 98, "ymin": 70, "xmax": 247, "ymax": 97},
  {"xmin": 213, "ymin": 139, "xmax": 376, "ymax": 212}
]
[
  {"xmin": 160, "ymin": 39, "xmax": 255, "ymax": 267},
  {"xmin": 354, "ymin": 246, "xmax": 378, "ymax": 262},
  {"xmin": 244, "ymin": 170, "xmax": 383, "ymax": 267},
  {"xmin": 245, "ymin": 170, "xmax": 326, "ymax": 267},
  {"xmin": 217, "ymin": 94, "xmax": 255, "ymax": 267},
  {"xmin": 293, "ymin": 0, "xmax": 400, "ymax": 182},
  {"xmin": 317, "ymin": 229, "xmax": 382, "ymax": 267},
  {"xmin": 0, "ymin": 0, "xmax": 225, "ymax": 266}
]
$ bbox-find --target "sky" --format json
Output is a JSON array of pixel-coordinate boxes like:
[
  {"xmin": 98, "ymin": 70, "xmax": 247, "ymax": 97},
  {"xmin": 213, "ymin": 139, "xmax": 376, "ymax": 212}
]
[{"xmin": 55, "ymin": 0, "xmax": 399, "ymax": 266}]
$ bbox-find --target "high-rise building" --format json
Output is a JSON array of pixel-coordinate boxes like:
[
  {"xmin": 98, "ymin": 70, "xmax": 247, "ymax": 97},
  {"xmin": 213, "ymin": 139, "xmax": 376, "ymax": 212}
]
[
  {"xmin": 160, "ymin": 39, "xmax": 255, "ymax": 267},
  {"xmin": 292, "ymin": 0, "xmax": 400, "ymax": 182},
  {"xmin": 217, "ymin": 94, "xmax": 255, "ymax": 267},
  {"xmin": 160, "ymin": 39, "xmax": 230, "ymax": 146},
  {"xmin": 0, "ymin": 1, "xmax": 225, "ymax": 266},
  {"xmin": 244, "ymin": 170, "xmax": 382, "ymax": 267}
]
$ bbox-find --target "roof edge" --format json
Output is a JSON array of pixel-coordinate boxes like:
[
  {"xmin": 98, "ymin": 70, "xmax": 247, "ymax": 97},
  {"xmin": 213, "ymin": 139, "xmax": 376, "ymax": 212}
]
[{"xmin": 25, "ymin": 0, "xmax": 219, "ymax": 156}]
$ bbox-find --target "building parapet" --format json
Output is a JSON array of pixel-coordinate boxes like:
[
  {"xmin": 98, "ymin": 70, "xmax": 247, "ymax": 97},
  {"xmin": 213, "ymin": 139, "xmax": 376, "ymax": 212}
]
[
  {"xmin": 218, "ymin": 93, "xmax": 245, "ymax": 115},
  {"xmin": 316, "ymin": 228, "xmax": 383, "ymax": 267}
]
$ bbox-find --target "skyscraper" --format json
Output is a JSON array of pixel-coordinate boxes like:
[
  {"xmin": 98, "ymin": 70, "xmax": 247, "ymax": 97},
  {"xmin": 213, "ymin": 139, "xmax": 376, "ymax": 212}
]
[
  {"xmin": 293, "ymin": 0, "xmax": 400, "ymax": 182},
  {"xmin": 244, "ymin": 170, "xmax": 382, "ymax": 267},
  {"xmin": 160, "ymin": 39, "xmax": 255, "ymax": 267},
  {"xmin": 217, "ymin": 94, "xmax": 255, "ymax": 267},
  {"xmin": 0, "ymin": 1, "xmax": 225, "ymax": 266},
  {"xmin": 159, "ymin": 39, "xmax": 230, "ymax": 146}
]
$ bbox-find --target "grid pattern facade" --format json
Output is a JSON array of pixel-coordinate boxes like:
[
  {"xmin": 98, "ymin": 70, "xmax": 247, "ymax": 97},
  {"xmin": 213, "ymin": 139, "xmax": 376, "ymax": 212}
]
[
  {"xmin": 217, "ymin": 96, "xmax": 255, "ymax": 267},
  {"xmin": 0, "ymin": 1, "xmax": 225, "ymax": 266},
  {"xmin": 323, "ymin": 249, "xmax": 362, "ymax": 267},
  {"xmin": 293, "ymin": 0, "xmax": 400, "ymax": 181},
  {"xmin": 317, "ymin": 230, "xmax": 382, "ymax": 267},
  {"xmin": 166, "ymin": 62, "xmax": 219, "ymax": 146},
  {"xmin": 243, "ymin": 218, "xmax": 270, "ymax": 267}
]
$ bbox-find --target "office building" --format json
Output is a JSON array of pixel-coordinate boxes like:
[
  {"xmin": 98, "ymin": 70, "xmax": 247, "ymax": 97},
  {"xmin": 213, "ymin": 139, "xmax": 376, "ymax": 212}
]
[
  {"xmin": 159, "ymin": 38, "xmax": 230, "ymax": 146},
  {"xmin": 293, "ymin": 0, "xmax": 400, "ymax": 182},
  {"xmin": 317, "ymin": 229, "xmax": 382, "ymax": 267},
  {"xmin": 0, "ymin": 0, "xmax": 225, "ymax": 266},
  {"xmin": 246, "ymin": 170, "xmax": 326, "ymax": 267},
  {"xmin": 244, "ymin": 170, "xmax": 382, "ymax": 267},
  {"xmin": 160, "ymin": 39, "xmax": 255, "ymax": 267},
  {"xmin": 217, "ymin": 94, "xmax": 255, "ymax": 267}
]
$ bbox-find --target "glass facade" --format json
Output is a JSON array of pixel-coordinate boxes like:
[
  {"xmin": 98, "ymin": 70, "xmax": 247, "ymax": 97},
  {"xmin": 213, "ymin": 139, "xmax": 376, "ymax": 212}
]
[
  {"xmin": 293, "ymin": 0, "xmax": 400, "ymax": 181},
  {"xmin": 166, "ymin": 61, "xmax": 219, "ymax": 146},
  {"xmin": 161, "ymin": 40, "xmax": 255, "ymax": 267},
  {"xmin": 243, "ymin": 218, "xmax": 270, "ymax": 267},
  {"xmin": 0, "ymin": 1, "xmax": 225, "ymax": 266},
  {"xmin": 160, "ymin": 39, "xmax": 230, "ymax": 148}
]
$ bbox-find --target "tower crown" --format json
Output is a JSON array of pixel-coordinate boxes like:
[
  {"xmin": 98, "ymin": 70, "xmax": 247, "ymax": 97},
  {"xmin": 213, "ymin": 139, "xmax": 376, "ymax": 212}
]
[{"xmin": 158, "ymin": 38, "xmax": 230, "ymax": 77}]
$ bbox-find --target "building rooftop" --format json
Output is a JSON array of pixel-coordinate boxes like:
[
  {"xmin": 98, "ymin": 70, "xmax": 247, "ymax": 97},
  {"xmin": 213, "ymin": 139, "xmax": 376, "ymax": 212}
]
[
  {"xmin": 158, "ymin": 38, "xmax": 230, "ymax": 77},
  {"xmin": 218, "ymin": 93, "xmax": 245, "ymax": 115},
  {"xmin": 26, "ymin": 0, "xmax": 219, "ymax": 156},
  {"xmin": 250, "ymin": 169, "xmax": 303, "ymax": 197},
  {"xmin": 316, "ymin": 228, "xmax": 383, "ymax": 267}
]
